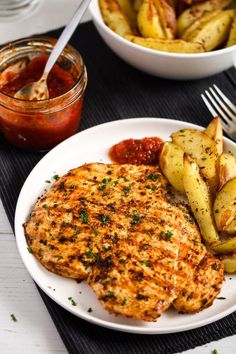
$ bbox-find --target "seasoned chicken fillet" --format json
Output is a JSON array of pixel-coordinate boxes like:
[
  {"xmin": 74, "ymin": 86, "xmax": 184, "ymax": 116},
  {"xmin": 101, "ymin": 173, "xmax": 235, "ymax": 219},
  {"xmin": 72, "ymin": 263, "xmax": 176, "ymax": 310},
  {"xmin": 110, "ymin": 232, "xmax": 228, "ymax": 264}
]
[
  {"xmin": 24, "ymin": 163, "xmax": 224, "ymax": 321},
  {"xmin": 24, "ymin": 163, "xmax": 171, "ymax": 280}
]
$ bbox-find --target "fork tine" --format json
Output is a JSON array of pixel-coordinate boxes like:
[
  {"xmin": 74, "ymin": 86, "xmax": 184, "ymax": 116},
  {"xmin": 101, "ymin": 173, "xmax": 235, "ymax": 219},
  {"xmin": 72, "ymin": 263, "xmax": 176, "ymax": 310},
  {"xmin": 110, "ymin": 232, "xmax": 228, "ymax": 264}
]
[
  {"xmin": 213, "ymin": 85, "xmax": 236, "ymax": 115},
  {"xmin": 205, "ymin": 90, "xmax": 232, "ymax": 125},
  {"xmin": 201, "ymin": 94, "xmax": 218, "ymax": 117},
  {"xmin": 210, "ymin": 87, "xmax": 235, "ymax": 121},
  {"xmin": 201, "ymin": 93, "xmax": 229, "ymax": 133}
]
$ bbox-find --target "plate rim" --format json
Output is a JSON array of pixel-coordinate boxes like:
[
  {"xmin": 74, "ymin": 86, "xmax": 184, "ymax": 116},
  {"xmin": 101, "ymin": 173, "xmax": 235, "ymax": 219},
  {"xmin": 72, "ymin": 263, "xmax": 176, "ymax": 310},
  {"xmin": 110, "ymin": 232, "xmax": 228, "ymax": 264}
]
[{"xmin": 14, "ymin": 117, "xmax": 236, "ymax": 334}]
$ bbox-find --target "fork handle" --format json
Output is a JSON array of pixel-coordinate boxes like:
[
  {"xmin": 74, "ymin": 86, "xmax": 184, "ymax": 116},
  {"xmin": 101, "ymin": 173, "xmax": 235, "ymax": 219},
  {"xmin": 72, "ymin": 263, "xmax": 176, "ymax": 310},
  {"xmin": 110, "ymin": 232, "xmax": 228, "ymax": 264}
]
[{"xmin": 44, "ymin": 0, "xmax": 91, "ymax": 75}]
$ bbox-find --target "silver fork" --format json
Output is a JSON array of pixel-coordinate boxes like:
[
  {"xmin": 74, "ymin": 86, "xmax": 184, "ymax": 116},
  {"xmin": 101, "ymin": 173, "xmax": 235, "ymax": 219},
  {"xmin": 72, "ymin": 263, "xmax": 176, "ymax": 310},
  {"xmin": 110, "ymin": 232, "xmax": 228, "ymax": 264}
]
[{"xmin": 201, "ymin": 84, "xmax": 236, "ymax": 141}]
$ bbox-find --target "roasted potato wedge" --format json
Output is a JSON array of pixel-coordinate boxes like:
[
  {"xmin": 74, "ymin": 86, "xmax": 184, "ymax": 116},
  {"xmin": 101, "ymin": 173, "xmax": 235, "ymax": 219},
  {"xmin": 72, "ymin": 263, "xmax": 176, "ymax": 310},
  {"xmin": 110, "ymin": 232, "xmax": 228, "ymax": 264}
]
[
  {"xmin": 183, "ymin": 155, "xmax": 220, "ymax": 246},
  {"xmin": 171, "ymin": 128, "xmax": 218, "ymax": 191},
  {"xmin": 220, "ymin": 253, "xmax": 236, "ymax": 273},
  {"xmin": 117, "ymin": 0, "xmax": 137, "ymax": 29},
  {"xmin": 132, "ymin": 0, "xmax": 143, "ymax": 12},
  {"xmin": 99, "ymin": 0, "xmax": 135, "ymax": 36},
  {"xmin": 153, "ymin": 0, "xmax": 177, "ymax": 39},
  {"xmin": 137, "ymin": 0, "xmax": 166, "ymax": 38},
  {"xmin": 177, "ymin": 0, "xmax": 232, "ymax": 36},
  {"xmin": 184, "ymin": 10, "xmax": 235, "ymax": 51},
  {"xmin": 204, "ymin": 116, "xmax": 223, "ymax": 155},
  {"xmin": 218, "ymin": 152, "xmax": 236, "ymax": 190},
  {"xmin": 213, "ymin": 237, "xmax": 236, "ymax": 253},
  {"xmin": 125, "ymin": 35, "xmax": 205, "ymax": 52},
  {"xmin": 181, "ymin": 10, "xmax": 221, "ymax": 41},
  {"xmin": 227, "ymin": 13, "xmax": 236, "ymax": 47},
  {"xmin": 214, "ymin": 176, "xmax": 236, "ymax": 233},
  {"xmin": 159, "ymin": 142, "xmax": 185, "ymax": 194}
]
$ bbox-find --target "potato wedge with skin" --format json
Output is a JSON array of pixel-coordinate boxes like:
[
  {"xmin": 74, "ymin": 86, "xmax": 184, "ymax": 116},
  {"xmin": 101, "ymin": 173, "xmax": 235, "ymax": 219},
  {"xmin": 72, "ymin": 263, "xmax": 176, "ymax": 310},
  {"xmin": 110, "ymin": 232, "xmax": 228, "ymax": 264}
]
[
  {"xmin": 177, "ymin": 0, "xmax": 232, "ymax": 37},
  {"xmin": 227, "ymin": 14, "xmax": 236, "ymax": 47},
  {"xmin": 213, "ymin": 237, "xmax": 236, "ymax": 253},
  {"xmin": 181, "ymin": 10, "xmax": 221, "ymax": 41},
  {"xmin": 204, "ymin": 117, "xmax": 223, "ymax": 155},
  {"xmin": 171, "ymin": 129, "xmax": 218, "ymax": 191},
  {"xmin": 137, "ymin": 0, "xmax": 166, "ymax": 38},
  {"xmin": 220, "ymin": 253, "xmax": 236, "ymax": 273},
  {"xmin": 125, "ymin": 35, "xmax": 205, "ymax": 52},
  {"xmin": 153, "ymin": 0, "xmax": 177, "ymax": 39},
  {"xmin": 117, "ymin": 0, "xmax": 137, "ymax": 29},
  {"xmin": 99, "ymin": 0, "xmax": 135, "ymax": 36},
  {"xmin": 183, "ymin": 155, "xmax": 220, "ymax": 246},
  {"xmin": 132, "ymin": 0, "xmax": 143, "ymax": 12},
  {"xmin": 214, "ymin": 176, "xmax": 236, "ymax": 233},
  {"xmin": 185, "ymin": 10, "xmax": 235, "ymax": 51},
  {"xmin": 218, "ymin": 152, "xmax": 236, "ymax": 190},
  {"xmin": 159, "ymin": 142, "xmax": 185, "ymax": 194}
]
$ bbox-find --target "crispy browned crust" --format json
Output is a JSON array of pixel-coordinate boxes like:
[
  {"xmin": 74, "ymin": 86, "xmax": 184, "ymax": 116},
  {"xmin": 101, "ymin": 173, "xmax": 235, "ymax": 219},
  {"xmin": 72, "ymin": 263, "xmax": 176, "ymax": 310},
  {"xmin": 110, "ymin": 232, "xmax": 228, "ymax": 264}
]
[
  {"xmin": 174, "ymin": 252, "xmax": 224, "ymax": 313},
  {"xmin": 24, "ymin": 162, "xmax": 224, "ymax": 321},
  {"xmin": 24, "ymin": 163, "xmax": 171, "ymax": 281}
]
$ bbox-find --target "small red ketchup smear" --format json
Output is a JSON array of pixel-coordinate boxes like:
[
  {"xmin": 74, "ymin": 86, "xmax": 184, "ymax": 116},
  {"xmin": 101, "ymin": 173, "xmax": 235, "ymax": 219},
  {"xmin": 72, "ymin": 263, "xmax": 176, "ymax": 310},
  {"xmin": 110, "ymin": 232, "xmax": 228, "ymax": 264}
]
[{"xmin": 109, "ymin": 137, "xmax": 163, "ymax": 165}]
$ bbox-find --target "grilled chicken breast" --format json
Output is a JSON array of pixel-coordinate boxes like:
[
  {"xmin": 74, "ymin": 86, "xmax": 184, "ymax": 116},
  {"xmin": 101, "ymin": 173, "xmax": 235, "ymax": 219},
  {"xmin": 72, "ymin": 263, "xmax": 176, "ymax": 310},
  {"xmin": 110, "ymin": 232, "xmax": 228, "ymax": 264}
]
[{"xmin": 24, "ymin": 162, "xmax": 224, "ymax": 321}]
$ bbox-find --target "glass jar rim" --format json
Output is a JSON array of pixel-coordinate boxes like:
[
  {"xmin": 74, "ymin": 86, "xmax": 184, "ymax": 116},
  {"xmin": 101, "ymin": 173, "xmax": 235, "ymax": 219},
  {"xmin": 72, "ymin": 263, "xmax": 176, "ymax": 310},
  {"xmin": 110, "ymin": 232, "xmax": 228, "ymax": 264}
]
[{"xmin": 0, "ymin": 36, "xmax": 87, "ymax": 107}]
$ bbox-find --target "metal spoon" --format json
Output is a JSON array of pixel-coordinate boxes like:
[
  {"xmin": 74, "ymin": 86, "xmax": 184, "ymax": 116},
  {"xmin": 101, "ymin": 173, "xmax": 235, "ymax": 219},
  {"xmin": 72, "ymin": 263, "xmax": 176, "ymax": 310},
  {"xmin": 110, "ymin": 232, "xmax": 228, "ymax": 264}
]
[{"xmin": 14, "ymin": 0, "xmax": 91, "ymax": 101}]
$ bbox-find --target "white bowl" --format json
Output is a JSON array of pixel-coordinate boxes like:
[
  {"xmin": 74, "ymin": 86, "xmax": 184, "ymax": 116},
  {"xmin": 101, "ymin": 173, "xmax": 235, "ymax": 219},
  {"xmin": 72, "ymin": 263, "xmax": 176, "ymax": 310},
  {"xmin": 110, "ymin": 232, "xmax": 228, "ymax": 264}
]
[{"xmin": 89, "ymin": 0, "xmax": 236, "ymax": 80}]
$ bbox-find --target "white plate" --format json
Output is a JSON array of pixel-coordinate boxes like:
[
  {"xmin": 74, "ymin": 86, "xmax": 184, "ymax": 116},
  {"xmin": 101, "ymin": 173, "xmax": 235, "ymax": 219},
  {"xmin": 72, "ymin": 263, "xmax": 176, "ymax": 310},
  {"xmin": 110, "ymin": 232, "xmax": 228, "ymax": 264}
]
[{"xmin": 15, "ymin": 117, "xmax": 236, "ymax": 334}]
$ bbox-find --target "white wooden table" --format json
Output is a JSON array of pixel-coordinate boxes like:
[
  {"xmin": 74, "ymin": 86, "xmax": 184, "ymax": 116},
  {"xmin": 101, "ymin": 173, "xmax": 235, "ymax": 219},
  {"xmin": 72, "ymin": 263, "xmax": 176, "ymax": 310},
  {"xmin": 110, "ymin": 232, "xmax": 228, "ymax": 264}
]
[{"xmin": 0, "ymin": 1, "xmax": 236, "ymax": 353}]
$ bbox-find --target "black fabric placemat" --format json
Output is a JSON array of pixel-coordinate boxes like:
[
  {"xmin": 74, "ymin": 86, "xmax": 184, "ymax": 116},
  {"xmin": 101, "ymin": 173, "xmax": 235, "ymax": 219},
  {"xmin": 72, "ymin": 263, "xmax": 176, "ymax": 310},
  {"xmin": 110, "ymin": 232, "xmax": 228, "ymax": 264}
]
[{"xmin": 1, "ymin": 21, "xmax": 236, "ymax": 354}]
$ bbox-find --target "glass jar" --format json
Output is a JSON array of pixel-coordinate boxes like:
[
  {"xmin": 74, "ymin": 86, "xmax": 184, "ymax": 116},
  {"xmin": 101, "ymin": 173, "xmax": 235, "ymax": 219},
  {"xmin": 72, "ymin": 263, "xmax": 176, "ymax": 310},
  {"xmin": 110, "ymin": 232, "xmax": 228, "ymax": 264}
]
[{"xmin": 0, "ymin": 37, "xmax": 87, "ymax": 151}]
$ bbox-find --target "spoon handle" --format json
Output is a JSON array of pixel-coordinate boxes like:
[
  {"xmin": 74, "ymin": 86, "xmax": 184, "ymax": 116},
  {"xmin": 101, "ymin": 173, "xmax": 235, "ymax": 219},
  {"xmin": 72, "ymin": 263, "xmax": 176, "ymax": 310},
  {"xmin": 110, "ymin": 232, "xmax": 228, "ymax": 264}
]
[{"xmin": 44, "ymin": 0, "xmax": 91, "ymax": 75}]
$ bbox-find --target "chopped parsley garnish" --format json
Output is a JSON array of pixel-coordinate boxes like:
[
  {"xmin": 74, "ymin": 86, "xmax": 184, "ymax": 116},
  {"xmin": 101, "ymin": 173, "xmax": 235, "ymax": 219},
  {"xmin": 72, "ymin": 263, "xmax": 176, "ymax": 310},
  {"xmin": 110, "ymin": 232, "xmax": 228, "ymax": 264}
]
[
  {"xmin": 165, "ymin": 231, "xmax": 173, "ymax": 239},
  {"xmin": 98, "ymin": 184, "xmax": 106, "ymax": 191},
  {"xmin": 102, "ymin": 178, "xmax": 112, "ymax": 184},
  {"xmin": 147, "ymin": 173, "xmax": 159, "ymax": 181},
  {"xmin": 80, "ymin": 210, "xmax": 88, "ymax": 224},
  {"xmin": 102, "ymin": 291, "xmax": 115, "ymax": 302},
  {"xmin": 27, "ymin": 246, "xmax": 33, "ymax": 254},
  {"xmin": 119, "ymin": 258, "xmax": 126, "ymax": 264},
  {"xmin": 53, "ymin": 174, "xmax": 59, "ymax": 180},
  {"xmin": 98, "ymin": 213, "xmax": 110, "ymax": 225},
  {"xmin": 10, "ymin": 314, "xmax": 17, "ymax": 322},
  {"xmin": 85, "ymin": 249, "xmax": 94, "ymax": 258},
  {"xmin": 141, "ymin": 259, "xmax": 151, "ymax": 267},
  {"xmin": 124, "ymin": 184, "xmax": 132, "ymax": 196},
  {"xmin": 45, "ymin": 180, "xmax": 51, "ymax": 184},
  {"xmin": 87, "ymin": 307, "xmax": 93, "ymax": 313},
  {"xmin": 130, "ymin": 213, "xmax": 141, "ymax": 225},
  {"xmin": 68, "ymin": 297, "xmax": 77, "ymax": 306},
  {"xmin": 212, "ymin": 350, "xmax": 218, "ymax": 354}
]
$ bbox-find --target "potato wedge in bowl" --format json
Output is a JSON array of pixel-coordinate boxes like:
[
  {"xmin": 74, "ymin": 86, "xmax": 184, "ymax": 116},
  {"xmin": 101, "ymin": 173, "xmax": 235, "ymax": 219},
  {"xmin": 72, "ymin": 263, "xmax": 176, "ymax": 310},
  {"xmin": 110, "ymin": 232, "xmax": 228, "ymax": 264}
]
[
  {"xmin": 90, "ymin": 0, "xmax": 236, "ymax": 78},
  {"xmin": 98, "ymin": 0, "xmax": 236, "ymax": 53}
]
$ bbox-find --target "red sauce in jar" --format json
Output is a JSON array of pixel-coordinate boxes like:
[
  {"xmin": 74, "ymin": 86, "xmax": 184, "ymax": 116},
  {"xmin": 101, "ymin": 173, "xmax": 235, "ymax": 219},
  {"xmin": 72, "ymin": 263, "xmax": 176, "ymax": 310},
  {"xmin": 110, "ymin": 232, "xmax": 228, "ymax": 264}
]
[
  {"xmin": 109, "ymin": 137, "xmax": 163, "ymax": 165},
  {"xmin": 0, "ymin": 55, "xmax": 86, "ymax": 151},
  {"xmin": 1, "ymin": 55, "xmax": 75, "ymax": 98}
]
